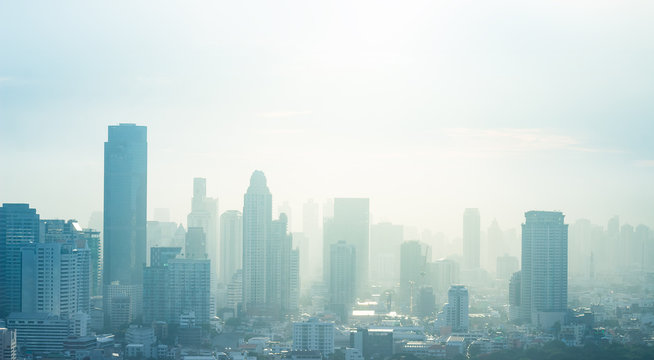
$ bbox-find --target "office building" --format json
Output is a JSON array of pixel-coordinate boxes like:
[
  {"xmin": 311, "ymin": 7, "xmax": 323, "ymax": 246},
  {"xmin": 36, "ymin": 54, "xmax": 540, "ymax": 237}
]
[
  {"xmin": 350, "ymin": 328, "xmax": 394, "ymax": 359},
  {"xmin": 103, "ymin": 123, "xmax": 147, "ymax": 325},
  {"xmin": 6, "ymin": 312, "xmax": 69, "ymax": 355},
  {"xmin": 0, "ymin": 204, "xmax": 40, "ymax": 316},
  {"xmin": 324, "ymin": 198, "xmax": 369, "ymax": 294},
  {"xmin": 462, "ymin": 209, "xmax": 480, "ymax": 270},
  {"xmin": 168, "ymin": 259, "xmax": 211, "ymax": 325},
  {"xmin": 292, "ymin": 319, "xmax": 334, "ymax": 356},
  {"xmin": 520, "ymin": 211, "xmax": 568, "ymax": 328},
  {"xmin": 143, "ymin": 247, "xmax": 182, "ymax": 324},
  {"xmin": 444, "ymin": 285, "xmax": 469, "ymax": 333},
  {"xmin": 329, "ymin": 241, "xmax": 356, "ymax": 319},
  {"xmin": 242, "ymin": 170, "xmax": 272, "ymax": 312},
  {"xmin": 219, "ymin": 210, "xmax": 242, "ymax": 284},
  {"xmin": 187, "ymin": 178, "xmax": 218, "ymax": 280},
  {"xmin": 0, "ymin": 328, "xmax": 16, "ymax": 360}
]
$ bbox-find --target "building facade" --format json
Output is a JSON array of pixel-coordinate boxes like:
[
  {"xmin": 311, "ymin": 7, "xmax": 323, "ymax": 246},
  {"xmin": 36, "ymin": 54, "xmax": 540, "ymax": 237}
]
[
  {"xmin": 103, "ymin": 123, "xmax": 147, "ymax": 325},
  {"xmin": 520, "ymin": 211, "xmax": 568, "ymax": 328}
]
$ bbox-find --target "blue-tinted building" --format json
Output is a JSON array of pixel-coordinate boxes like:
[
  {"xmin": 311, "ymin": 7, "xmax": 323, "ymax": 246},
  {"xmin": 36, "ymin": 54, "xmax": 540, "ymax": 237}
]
[
  {"xmin": 0, "ymin": 204, "xmax": 40, "ymax": 317},
  {"xmin": 103, "ymin": 123, "xmax": 147, "ymax": 326}
]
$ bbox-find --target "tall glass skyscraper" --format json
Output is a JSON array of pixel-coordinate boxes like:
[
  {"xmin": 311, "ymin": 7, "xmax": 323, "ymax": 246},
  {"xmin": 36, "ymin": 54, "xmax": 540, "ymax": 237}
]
[
  {"xmin": 520, "ymin": 211, "xmax": 568, "ymax": 328},
  {"xmin": 103, "ymin": 123, "xmax": 147, "ymax": 326},
  {"xmin": 242, "ymin": 170, "xmax": 272, "ymax": 312}
]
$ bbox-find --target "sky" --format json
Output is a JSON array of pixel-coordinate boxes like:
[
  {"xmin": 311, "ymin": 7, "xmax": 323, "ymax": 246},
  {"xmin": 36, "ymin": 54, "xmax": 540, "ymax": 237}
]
[{"xmin": 1, "ymin": 1, "xmax": 653, "ymax": 238}]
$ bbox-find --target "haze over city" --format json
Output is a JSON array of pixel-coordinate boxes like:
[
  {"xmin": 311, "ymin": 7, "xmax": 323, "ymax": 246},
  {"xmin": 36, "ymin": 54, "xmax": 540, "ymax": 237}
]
[
  {"xmin": 2, "ymin": 1, "xmax": 654, "ymax": 237},
  {"xmin": 1, "ymin": 2, "xmax": 654, "ymax": 360}
]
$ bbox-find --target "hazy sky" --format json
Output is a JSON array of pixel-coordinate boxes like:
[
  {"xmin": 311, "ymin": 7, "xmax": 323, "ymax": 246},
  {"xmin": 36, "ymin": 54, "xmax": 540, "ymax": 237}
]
[{"xmin": 1, "ymin": 1, "xmax": 653, "ymax": 237}]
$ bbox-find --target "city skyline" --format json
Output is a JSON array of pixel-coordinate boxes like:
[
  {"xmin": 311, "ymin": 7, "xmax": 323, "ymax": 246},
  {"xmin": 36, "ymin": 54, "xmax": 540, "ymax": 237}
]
[
  {"xmin": 1, "ymin": 1, "xmax": 654, "ymax": 358},
  {"xmin": 2, "ymin": 2, "xmax": 654, "ymax": 237}
]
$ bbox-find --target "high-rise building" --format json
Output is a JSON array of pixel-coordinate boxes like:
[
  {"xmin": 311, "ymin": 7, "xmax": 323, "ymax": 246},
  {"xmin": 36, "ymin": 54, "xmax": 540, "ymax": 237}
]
[
  {"xmin": 185, "ymin": 227, "xmax": 207, "ymax": 259},
  {"xmin": 143, "ymin": 248, "xmax": 210, "ymax": 325},
  {"xmin": 168, "ymin": 259, "xmax": 211, "ymax": 325},
  {"xmin": 292, "ymin": 318, "xmax": 335, "ymax": 356},
  {"xmin": 219, "ymin": 210, "xmax": 242, "ymax": 284},
  {"xmin": 81, "ymin": 229, "xmax": 102, "ymax": 297},
  {"xmin": 0, "ymin": 204, "xmax": 40, "ymax": 316},
  {"xmin": 462, "ymin": 209, "xmax": 480, "ymax": 270},
  {"xmin": 508, "ymin": 271, "xmax": 521, "ymax": 323},
  {"xmin": 370, "ymin": 222, "xmax": 403, "ymax": 287},
  {"xmin": 400, "ymin": 241, "xmax": 431, "ymax": 311},
  {"xmin": 22, "ymin": 242, "xmax": 87, "ymax": 319},
  {"xmin": 143, "ymin": 247, "xmax": 182, "ymax": 324},
  {"xmin": 103, "ymin": 123, "xmax": 147, "ymax": 325},
  {"xmin": 444, "ymin": 285, "xmax": 469, "ymax": 333},
  {"xmin": 0, "ymin": 328, "xmax": 17, "ymax": 360},
  {"xmin": 329, "ymin": 241, "xmax": 356, "ymax": 319},
  {"xmin": 226, "ymin": 270, "xmax": 243, "ymax": 312},
  {"xmin": 187, "ymin": 178, "xmax": 218, "ymax": 281},
  {"xmin": 302, "ymin": 199, "xmax": 321, "ymax": 278},
  {"xmin": 270, "ymin": 214, "xmax": 298, "ymax": 313},
  {"xmin": 242, "ymin": 170, "xmax": 272, "ymax": 312},
  {"xmin": 324, "ymin": 199, "xmax": 369, "ymax": 294},
  {"xmin": 520, "ymin": 211, "xmax": 568, "ymax": 328}
]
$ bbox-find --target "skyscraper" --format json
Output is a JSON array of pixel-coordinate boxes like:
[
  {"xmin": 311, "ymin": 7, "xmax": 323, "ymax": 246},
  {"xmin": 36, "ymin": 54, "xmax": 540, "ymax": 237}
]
[
  {"xmin": 462, "ymin": 208, "xmax": 480, "ymax": 270},
  {"xmin": 302, "ymin": 199, "xmax": 321, "ymax": 277},
  {"xmin": 0, "ymin": 203, "xmax": 40, "ymax": 317},
  {"xmin": 324, "ymin": 198, "xmax": 369, "ymax": 294},
  {"xmin": 520, "ymin": 211, "xmax": 568, "ymax": 328},
  {"xmin": 444, "ymin": 285, "xmax": 469, "ymax": 333},
  {"xmin": 103, "ymin": 123, "xmax": 147, "ymax": 325},
  {"xmin": 187, "ymin": 178, "xmax": 218, "ymax": 280},
  {"xmin": 219, "ymin": 210, "xmax": 242, "ymax": 284},
  {"xmin": 329, "ymin": 241, "xmax": 356, "ymax": 320},
  {"xmin": 242, "ymin": 170, "xmax": 272, "ymax": 312}
]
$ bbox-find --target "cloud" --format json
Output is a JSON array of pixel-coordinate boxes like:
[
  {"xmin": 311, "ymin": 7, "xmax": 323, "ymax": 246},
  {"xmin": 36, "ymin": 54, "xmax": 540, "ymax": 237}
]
[
  {"xmin": 443, "ymin": 128, "xmax": 618, "ymax": 155},
  {"xmin": 258, "ymin": 111, "xmax": 312, "ymax": 119}
]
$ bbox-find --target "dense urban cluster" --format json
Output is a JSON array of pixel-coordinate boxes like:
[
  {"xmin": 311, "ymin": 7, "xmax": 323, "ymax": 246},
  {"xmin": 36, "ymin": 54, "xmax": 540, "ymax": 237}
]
[{"xmin": 1, "ymin": 123, "xmax": 653, "ymax": 360}]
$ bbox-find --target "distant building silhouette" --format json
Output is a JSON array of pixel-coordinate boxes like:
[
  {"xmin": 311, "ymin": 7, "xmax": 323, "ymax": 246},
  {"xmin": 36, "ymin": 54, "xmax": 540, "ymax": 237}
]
[
  {"xmin": 324, "ymin": 199, "xmax": 369, "ymax": 295},
  {"xmin": 462, "ymin": 208, "xmax": 480, "ymax": 270},
  {"xmin": 187, "ymin": 178, "xmax": 218, "ymax": 280},
  {"xmin": 329, "ymin": 241, "xmax": 356, "ymax": 320},
  {"xmin": 219, "ymin": 210, "xmax": 242, "ymax": 284}
]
